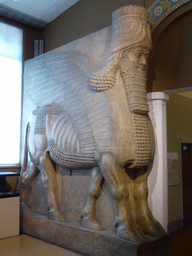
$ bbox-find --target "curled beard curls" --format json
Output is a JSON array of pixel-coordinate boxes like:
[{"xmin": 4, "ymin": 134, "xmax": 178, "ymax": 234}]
[
  {"xmin": 89, "ymin": 52, "xmax": 120, "ymax": 92},
  {"xmin": 120, "ymin": 57, "xmax": 149, "ymax": 115},
  {"xmin": 120, "ymin": 56, "xmax": 151, "ymax": 168}
]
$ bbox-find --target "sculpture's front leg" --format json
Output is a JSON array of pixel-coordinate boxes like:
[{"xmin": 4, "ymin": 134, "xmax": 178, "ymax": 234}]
[
  {"xmin": 97, "ymin": 152, "xmax": 146, "ymax": 243},
  {"xmin": 134, "ymin": 167, "xmax": 166, "ymax": 237},
  {"xmin": 80, "ymin": 167, "xmax": 104, "ymax": 231}
]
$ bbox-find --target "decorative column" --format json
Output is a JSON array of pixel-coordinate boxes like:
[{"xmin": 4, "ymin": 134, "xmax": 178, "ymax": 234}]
[{"xmin": 147, "ymin": 92, "xmax": 169, "ymax": 231}]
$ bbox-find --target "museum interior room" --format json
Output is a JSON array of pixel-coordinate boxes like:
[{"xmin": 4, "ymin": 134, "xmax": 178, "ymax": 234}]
[{"xmin": 1, "ymin": 0, "xmax": 192, "ymax": 255}]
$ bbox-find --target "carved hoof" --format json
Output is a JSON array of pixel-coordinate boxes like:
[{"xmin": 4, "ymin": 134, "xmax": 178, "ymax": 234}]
[
  {"xmin": 140, "ymin": 222, "xmax": 166, "ymax": 238},
  {"xmin": 116, "ymin": 225, "xmax": 146, "ymax": 243},
  {"xmin": 80, "ymin": 217, "xmax": 104, "ymax": 231},
  {"xmin": 48, "ymin": 210, "xmax": 66, "ymax": 222}
]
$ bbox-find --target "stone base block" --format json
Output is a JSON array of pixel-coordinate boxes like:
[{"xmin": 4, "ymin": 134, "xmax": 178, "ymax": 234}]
[{"xmin": 21, "ymin": 211, "xmax": 169, "ymax": 256}]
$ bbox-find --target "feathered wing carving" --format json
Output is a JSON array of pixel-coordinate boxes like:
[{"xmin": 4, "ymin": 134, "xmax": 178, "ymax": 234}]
[
  {"xmin": 24, "ymin": 51, "xmax": 112, "ymax": 155},
  {"xmin": 24, "ymin": 51, "xmax": 101, "ymax": 106}
]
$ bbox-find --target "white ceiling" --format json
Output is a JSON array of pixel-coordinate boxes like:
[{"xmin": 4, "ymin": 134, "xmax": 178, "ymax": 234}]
[{"xmin": 0, "ymin": 0, "xmax": 79, "ymax": 27}]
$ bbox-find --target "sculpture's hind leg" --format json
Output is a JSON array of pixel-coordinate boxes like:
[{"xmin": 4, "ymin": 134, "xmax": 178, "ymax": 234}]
[
  {"xmin": 134, "ymin": 167, "xmax": 166, "ymax": 237},
  {"xmin": 80, "ymin": 167, "xmax": 104, "ymax": 231},
  {"xmin": 21, "ymin": 159, "xmax": 39, "ymax": 210},
  {"xmin": 97, "ymin": 153, "xmax": 146, "ymax": 243},
  {"xmin": 38, "ymin": 151, "xmax": 66, "ymax": 222}
]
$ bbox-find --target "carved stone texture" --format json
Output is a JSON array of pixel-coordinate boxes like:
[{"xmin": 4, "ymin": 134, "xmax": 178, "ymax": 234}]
[{"xmin": 20, "ymin": 5, "xmax": 167, "ymax": 250}]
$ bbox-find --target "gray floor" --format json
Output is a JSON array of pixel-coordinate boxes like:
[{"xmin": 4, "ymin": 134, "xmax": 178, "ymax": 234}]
[{"xmin": 0, "ymin": 234, "xmax": 82, "ymax": 256}]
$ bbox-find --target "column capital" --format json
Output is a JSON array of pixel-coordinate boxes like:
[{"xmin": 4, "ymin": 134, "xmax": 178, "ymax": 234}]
[{"xmin": 147, "ymin": 92, "xmax": 169, "ymax": 102}]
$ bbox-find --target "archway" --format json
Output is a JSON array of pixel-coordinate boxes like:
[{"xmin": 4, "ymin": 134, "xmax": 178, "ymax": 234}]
[{"xmin": 146, "ymin": 1, "xmax": 192, "ymax": 232}]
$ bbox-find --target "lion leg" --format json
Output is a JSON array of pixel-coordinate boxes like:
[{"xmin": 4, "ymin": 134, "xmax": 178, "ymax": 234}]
[
  {"xmin": 134, "ymin": 167, "xmax": 166, "ymax": 237},
  {"xmin": 39, "ymin": 152, "xmax": 65, "ymax": 222},
  {"xmin": 97, "ymin": 153, "xmax": 145, "ymax": 243},
  {"xmin": 80, "ymin": 167, "xmax": 104, "ymax": 231}
]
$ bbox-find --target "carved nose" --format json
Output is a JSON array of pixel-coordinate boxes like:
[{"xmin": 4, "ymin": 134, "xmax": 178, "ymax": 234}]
[{"xmin": 139, "ymin": 54, "xmax": 147, "ymax": 66}]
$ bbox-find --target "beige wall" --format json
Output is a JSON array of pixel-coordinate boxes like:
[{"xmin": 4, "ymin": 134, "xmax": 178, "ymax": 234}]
[
  {"xmin": 43, "ymin": 0, "xmax": 154, "ymax": 52},
  {"xmin": 167, "ymin": 93, "xmax": 192, "ymax": 230}
]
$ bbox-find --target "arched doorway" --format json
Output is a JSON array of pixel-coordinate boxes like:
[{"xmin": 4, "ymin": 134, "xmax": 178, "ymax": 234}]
[{"xmin": 147, "ymin": 1, "xmax": 192, "ymax": 232}]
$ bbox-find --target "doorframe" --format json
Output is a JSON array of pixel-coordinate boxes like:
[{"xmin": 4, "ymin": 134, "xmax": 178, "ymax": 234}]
[{"xmin": 181, "ymin": 142, "xmax": 192, "ymax": 227}]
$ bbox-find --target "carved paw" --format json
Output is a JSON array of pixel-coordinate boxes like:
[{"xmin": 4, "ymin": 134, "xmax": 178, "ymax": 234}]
[
  {"xmin": 80, "ymin": 217, "xmax": 104, "ymax": 231},
  {"xmin": 48, "ymin": 210, "xmax": 66, "ymax": 222}
]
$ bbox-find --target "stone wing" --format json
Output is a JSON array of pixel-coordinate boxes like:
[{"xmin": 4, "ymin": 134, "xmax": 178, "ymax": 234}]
[
  {"xmin": 24, "ymin": 50, "xmax": 112, "ymax": 155},
  {"xmin": 24, "ymin": 50, "xmax": 101, "ymax": 107}
]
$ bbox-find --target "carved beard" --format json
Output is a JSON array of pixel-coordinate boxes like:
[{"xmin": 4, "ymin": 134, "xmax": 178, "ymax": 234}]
[
  {"xmin": 120, "ymin": 56, "xmax": 151, "ymax": 168},
  {"xmin": 120, "ymin": 57, "xmax": 149, "ymax": 114}
]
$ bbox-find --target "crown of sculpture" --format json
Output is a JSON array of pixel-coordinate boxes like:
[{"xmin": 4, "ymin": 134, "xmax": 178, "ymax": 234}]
[{"xmin": 111, "ymin": 5, "xmax": 152, "ymax": 53}]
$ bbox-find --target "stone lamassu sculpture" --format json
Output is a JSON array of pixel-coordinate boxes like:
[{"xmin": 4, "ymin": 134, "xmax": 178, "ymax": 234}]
[{"xmin": 21, "ymin": 5, "xmax": 166, "ymax": 243}]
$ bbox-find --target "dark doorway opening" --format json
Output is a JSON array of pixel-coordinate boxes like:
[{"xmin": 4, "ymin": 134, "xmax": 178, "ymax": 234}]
[{"xmin": 182, "ymin": 143, "xmax": 192, "ymax": 227}]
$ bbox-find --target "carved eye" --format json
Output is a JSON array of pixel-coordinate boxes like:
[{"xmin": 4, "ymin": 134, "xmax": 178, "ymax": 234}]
[{"xmin": 133, "ymin": 51, "xmax": 141, "ymax": 59}]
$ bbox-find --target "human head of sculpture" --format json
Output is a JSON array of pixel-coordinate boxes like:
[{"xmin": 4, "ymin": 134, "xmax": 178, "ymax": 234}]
[
  {"xmin": 112, "ymin": 5, "xmax": 151, "ymax": 77},
  {"xmin": 90, "ymin": 5, "xmax": 152, "ymax": 103},
  {"xmin": 110, "ymin": 5, "xmax": 152, "ymax": 114},
  {"xmin": 119, "ymin": 44, "xmax": 150, "ymax": 114},
  {"xmin": 111, "ymin": 5, "xmax": 152, "ymax": 56},
  {"xmin": 120, "ymin": 45, "xmax": 150, "ymax": 74},
  {"xmin": 111, "ymin": 5, "xmax": 151, "ymax": 76}
]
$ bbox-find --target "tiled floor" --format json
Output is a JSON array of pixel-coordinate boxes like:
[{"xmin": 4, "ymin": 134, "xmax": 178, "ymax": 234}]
[{"xmin": 0, "ymin": 234, "xmax": 82, "ymax": 256}]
